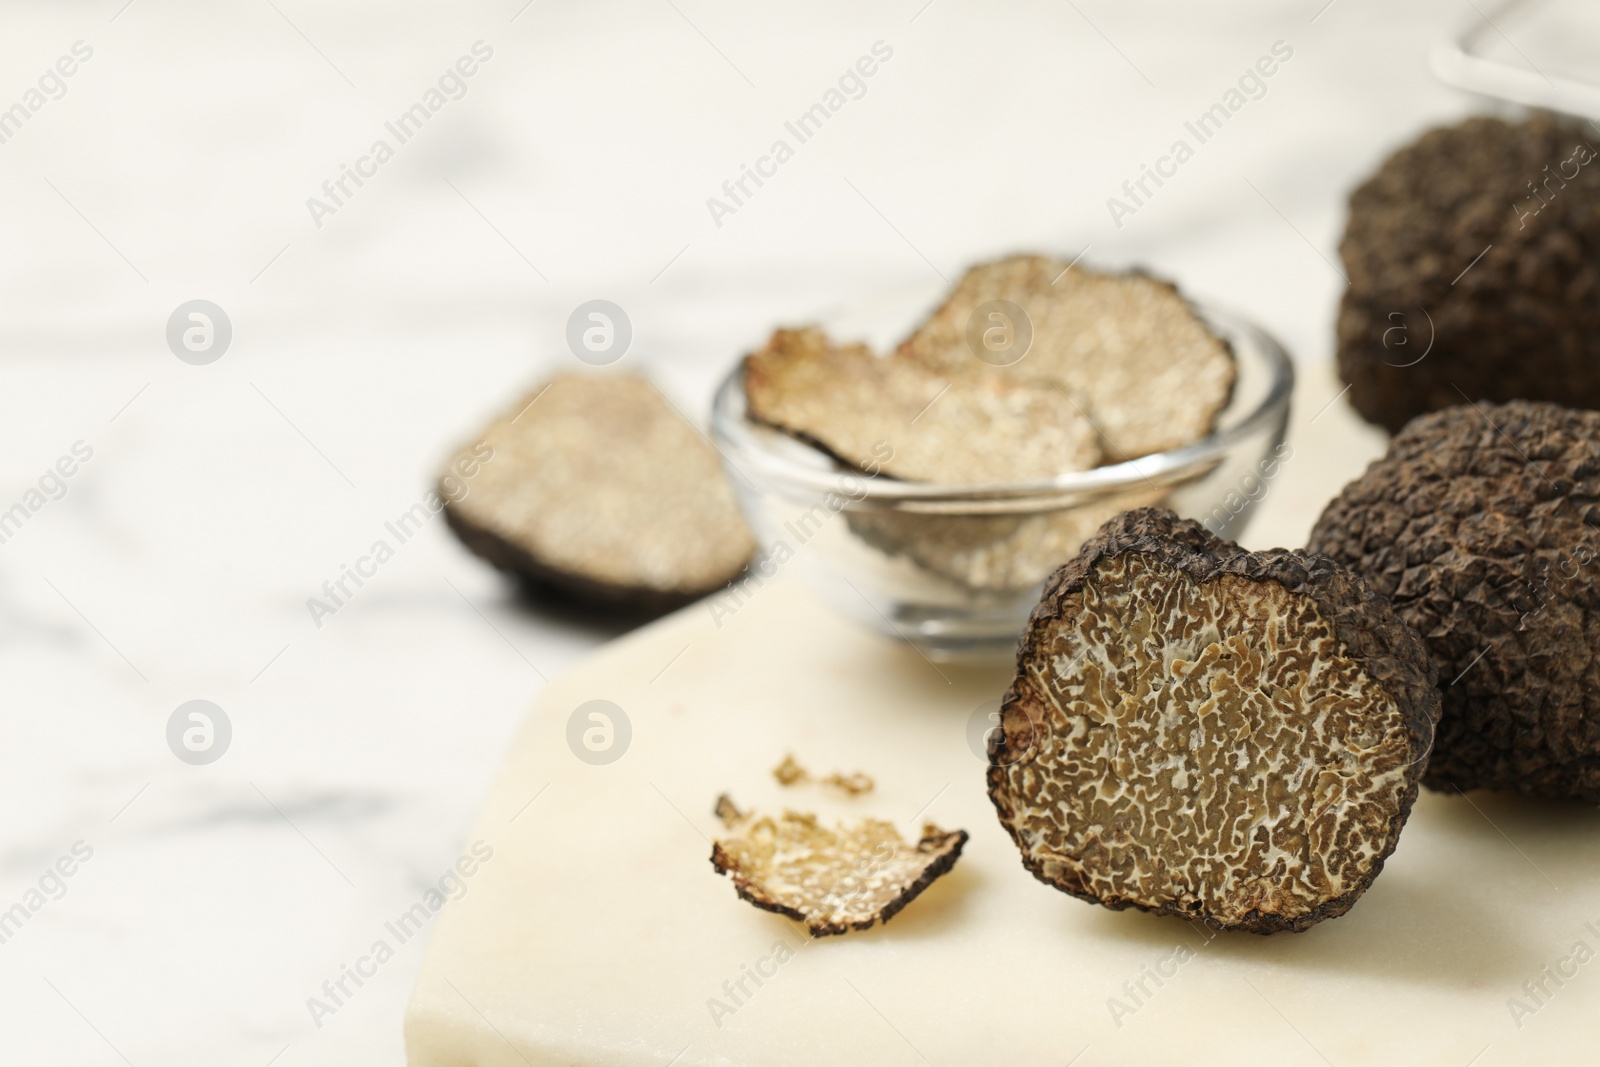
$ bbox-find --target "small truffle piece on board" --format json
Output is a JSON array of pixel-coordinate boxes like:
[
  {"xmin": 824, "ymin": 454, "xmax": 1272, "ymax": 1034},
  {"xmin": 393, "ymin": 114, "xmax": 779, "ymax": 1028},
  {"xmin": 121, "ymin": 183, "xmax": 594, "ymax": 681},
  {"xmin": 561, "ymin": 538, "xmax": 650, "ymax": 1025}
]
[
  {"xmin": 896, "ymin": 255, "xmax": 1236, "ymax": 459},
  {"xmin": 1310, "ymin": 400, "xmax": 1600, "ymax": 801},
  {"xmin": 772, "ymin": 753, "xmax": 874, "ymax": 796},
  {"xmin": 710, "ymin": 795, "xmax": 967, "ymax": 937},
  {"xmin": 1336, "ymin": 116, "xmax": 1600, "ymax": 433},
  {"xmin": 743, "ymin": 326, "xmax": 1100, "ymax": 484},
  {"xmin": 989, "ymin": 508, "xmax": 1439, "ymax": 934},
  {"xmin": 441, "ymin": 373, "xmax": 755, "ymax": 614}
]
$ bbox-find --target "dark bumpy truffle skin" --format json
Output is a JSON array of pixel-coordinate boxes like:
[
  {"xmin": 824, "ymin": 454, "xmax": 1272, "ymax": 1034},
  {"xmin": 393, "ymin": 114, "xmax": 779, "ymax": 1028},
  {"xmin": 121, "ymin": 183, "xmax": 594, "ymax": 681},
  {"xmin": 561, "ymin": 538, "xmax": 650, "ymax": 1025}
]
[
  {"xmin": 1309, "ymin": 400, "xmax": 1600, "ymax": 801},
  {"xmin": 989, "ymin": 508, "xmax": 1440, "ymax": 934},
  {"xmin": 1337, "ymin": 115, "xmax": 1600, "ymax": 433}
]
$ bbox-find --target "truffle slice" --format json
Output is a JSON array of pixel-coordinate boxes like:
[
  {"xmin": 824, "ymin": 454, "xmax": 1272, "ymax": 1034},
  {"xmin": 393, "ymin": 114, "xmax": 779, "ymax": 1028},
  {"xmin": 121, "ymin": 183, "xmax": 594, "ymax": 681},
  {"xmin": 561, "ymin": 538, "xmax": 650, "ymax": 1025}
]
[
  {"xmin": 1309, "ymin": 400, "xmax": 1600, "ymax": 801},
  {"xmin": 710, "ymin": 795, "xmax": 967, "ymax": 936},
  {"xmin": 744, "ymin": 326, "xmax": 1100, "ymax": 484},
  {"xmin": 772, "ymin": 754, "xmax": 874, "ymax": 796},
  {"xmin": 989, "ymin": 508, "xmax": 1439, "ymax": 934},
  {"xmin": 1337, "ymin": 116, "xmax": 1600, "ymax": 433},
  {"xmin": 845, "ymin": 488, "xmax": 1168, "ymax": 593},
  {"xmin": 897, "ymin": 255, "xmax": 1235, "ymax": 458},
  {"xmin": 441, "ymin": 373, "xmax": 754, "ymax": 614}
]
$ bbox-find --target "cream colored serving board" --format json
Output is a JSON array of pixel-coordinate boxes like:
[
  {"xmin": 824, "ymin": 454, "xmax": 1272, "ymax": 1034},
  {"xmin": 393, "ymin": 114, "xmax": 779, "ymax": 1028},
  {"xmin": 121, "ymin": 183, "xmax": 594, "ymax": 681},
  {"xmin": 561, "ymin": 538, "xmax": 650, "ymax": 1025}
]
[{"xmin": 405, "ymin": 364, "xmax": 1600, "ymax": 1066}]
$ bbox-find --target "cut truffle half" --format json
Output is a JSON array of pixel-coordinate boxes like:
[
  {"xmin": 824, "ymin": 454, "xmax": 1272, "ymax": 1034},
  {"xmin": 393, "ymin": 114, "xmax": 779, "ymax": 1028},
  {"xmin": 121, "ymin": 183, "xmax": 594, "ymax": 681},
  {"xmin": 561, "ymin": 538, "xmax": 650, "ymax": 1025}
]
[
  {"xmin": 710, "ymin": 795, "xmax": 967, "ymax": 936},
  {"xmin": 441, "ymin": 373, "xmax": 755, "ymax": 615},
  {"xmin": 1336, "ymin": 116, "xmax": 1600, "ymax": 433},
  {"xmin": 744, "ymin": 326, "xmax": 1100, "ymax": 484},
  {"xmin": 897, "ymin": 255, "xmax": 1236, "ymax": 459},
  {"xmin": 988, "ymin": 508, "xmax": 1440, "ymax": 934},
  {"xmin": 1309, "ymin": 400, "xmax": 1600, "ymax": 801}
]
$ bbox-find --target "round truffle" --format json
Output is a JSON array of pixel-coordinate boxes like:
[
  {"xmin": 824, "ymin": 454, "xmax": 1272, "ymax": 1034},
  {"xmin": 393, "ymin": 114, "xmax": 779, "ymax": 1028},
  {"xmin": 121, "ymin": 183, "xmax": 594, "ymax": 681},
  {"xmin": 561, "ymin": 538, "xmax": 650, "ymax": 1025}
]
[
  {"xmin": 1309, "ymin": 400, "xmax": 1600, "ymax": 801},
  {"xmin": 1337, "ymin": 115, "xmax": 1600, "ymax": 433},
  {"xmin": 988, "ymin": 508, "xmax": 1439, "ymax": 934}
]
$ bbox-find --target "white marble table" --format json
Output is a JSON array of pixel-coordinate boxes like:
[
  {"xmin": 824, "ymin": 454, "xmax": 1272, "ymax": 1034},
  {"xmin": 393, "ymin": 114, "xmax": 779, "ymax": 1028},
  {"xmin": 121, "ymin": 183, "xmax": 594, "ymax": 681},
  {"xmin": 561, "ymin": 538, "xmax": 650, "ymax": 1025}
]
[{"xmin": 0, "ymin": 0, "xmax": 1571, "ymax": 1062}]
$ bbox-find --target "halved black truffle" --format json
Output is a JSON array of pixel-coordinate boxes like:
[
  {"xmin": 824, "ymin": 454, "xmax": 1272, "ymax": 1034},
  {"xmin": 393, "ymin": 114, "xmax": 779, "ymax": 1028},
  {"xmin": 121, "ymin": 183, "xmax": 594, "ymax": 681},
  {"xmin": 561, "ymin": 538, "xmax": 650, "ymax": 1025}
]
[
  {"xmin": 1337, "ymin": 115, "xmax": 1600, "ymax": 433},
  {"xmin": 989, "ymin": 508, "xmax": 1439, "ymax": 933},
  {"xmin": 441, "ymin": 373, "xmax": 755, "ymax": 615},
  {"xmin": 1310, "ymin": 400, "xmax": 1600, "ymax": 802}
]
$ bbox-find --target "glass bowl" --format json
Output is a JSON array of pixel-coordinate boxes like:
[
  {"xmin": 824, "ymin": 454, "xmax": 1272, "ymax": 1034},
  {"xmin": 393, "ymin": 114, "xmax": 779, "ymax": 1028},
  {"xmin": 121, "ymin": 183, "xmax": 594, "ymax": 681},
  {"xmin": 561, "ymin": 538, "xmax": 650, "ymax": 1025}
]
[{"xmin": 710, "ymin": 302, "xmax": 1294, "ymax": 661}]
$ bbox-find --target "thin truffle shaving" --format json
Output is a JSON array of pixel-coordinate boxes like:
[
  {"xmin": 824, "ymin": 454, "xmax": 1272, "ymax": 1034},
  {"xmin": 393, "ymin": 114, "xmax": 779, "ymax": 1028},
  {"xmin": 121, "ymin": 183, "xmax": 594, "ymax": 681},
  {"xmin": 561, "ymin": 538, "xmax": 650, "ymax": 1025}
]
[
  {"xmin": 744, "ymin": 326, "xmax": 1100, "ymax": 484},
  {"xmin": 897, "ymin": 256, "xmax": 1236, "ymax": 458},
  {"xmin": 845, "ymin": 489, "xmax": 1167, "ymax": 593},
  {"xmin": 710, "ymin": 796, "xmax": 967, "ymax": 937},
  {"xmin": 772, "ymin": 754, "xmax": 874, "ymax": 796}
]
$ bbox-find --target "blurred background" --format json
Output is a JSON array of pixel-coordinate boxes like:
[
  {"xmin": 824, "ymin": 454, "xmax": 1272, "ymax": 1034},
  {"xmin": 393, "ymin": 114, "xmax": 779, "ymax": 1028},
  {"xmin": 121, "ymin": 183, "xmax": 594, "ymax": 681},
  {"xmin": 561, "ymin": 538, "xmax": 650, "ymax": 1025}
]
[{"xmin": 0, "ymin": 0, "xmax": 1579, "ymax": 1061}]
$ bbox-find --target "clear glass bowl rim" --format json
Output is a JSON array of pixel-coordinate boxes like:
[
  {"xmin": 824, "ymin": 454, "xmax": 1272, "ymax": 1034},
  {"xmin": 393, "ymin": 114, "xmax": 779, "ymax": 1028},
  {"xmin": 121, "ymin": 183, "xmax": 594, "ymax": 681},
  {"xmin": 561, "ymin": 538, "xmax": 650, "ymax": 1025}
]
[{"xmin": 709, "ymin": 301, "xmax": 1295, "ymax": 506}]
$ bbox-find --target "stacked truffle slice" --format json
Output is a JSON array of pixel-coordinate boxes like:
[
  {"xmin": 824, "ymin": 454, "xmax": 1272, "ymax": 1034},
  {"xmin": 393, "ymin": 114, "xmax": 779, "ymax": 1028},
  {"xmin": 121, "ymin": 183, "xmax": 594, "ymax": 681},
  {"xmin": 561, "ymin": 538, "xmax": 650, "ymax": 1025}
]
[{"xmin": 743, "ymin": 254, "xmax": 1237, "ymax": 486}]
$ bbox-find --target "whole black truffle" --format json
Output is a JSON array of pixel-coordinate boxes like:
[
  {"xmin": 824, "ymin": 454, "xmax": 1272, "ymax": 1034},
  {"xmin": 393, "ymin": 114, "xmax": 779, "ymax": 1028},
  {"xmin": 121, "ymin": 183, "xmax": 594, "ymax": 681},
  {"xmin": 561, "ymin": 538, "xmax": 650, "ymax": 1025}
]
[
  {"xmin": 1337, "ymin": 115, "xmax": 1600, "ymax": 433},
  {"xmin": 989, "ymin": 508, "xmax": 1440, "ymax": 934},
  {"xmin": 1310, "ymin": 400, "xmax": 1600, "ymax": 802}
]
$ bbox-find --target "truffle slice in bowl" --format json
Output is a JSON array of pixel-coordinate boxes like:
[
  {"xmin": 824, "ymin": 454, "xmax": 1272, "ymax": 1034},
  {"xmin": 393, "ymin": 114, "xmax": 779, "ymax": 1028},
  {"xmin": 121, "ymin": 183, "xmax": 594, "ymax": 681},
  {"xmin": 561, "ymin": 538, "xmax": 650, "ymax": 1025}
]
[
  {"xmin": 896, "ymin": 254, "xmax": 1236, "ymax": 459},
  {"xmin": 988, "ymin": 508, "xmax": 1439, "ymax": 933},
  {"xmin": 743, "ymin": 325, "xmax": 1101, "ymax": 484}
]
